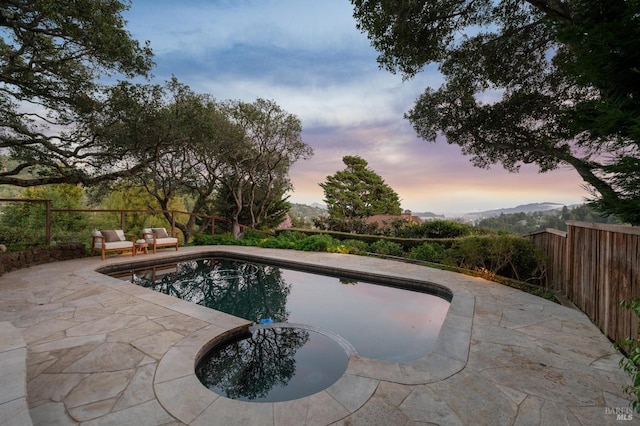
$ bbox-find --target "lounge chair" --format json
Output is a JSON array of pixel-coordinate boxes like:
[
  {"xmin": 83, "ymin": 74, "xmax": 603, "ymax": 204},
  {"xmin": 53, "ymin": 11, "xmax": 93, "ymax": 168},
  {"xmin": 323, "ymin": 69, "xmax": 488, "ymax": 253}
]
[
  {"xmin": 90, "ymin": 230, "xmax": 136, "ymax": 260},
  {"xmin": 142, "ymin": 227, "xmax": 179, "ymax": 254}
]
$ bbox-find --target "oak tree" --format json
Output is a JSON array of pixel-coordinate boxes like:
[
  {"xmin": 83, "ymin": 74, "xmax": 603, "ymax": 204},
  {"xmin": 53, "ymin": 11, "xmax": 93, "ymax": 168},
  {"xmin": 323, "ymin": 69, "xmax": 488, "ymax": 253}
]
[
  {"xmin": 351, "ymin": 0, "xmax": 640, "ymax": 224},
  {"xmin": 91, "ymin": 79, "xmax": 244, "ymax": 243},
  {"xmin": 217, "ymin": 99, "xmax": 313, "ymax": 238},
  {"xmin": 0, "ymin": 0, "xmax": 153, "ymax": 187}
]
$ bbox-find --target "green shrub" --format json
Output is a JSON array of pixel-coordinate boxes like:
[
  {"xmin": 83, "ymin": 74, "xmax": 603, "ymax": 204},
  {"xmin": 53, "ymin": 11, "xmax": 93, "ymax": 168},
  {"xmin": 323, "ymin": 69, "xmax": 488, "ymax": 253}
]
[
  {"xmin": 192, "ymin": 233, "xmax": 238, "ymax": 246},
  {"xmin": 297, "ymin": 234, "xmax": 336, "ymax": 252},
  {"xmin": 194, "ymin": 226, "xmax": 546, "ymax": 286},
  {"xmin": 368, "ymin": 239, "xmax": 404, "ymax": 257},
  {"xmin": 241, "ymin": 228, "xmax": 267, "ymax": 241},
  {"xmin": 618, "ymin": 298, "xmax": 640, "ymax": 413},
  {"xmin": 339, "ymin": 239, "xmax": 369, "ymax": 254},
  {"xmin": 0, "ymin": 225, "xmax": 44, "ymax": 250},
  {"xmin": 396, "ymin": 219, "xmax": 475, "ymax": 239},
  {"xmin": 446, "ymin": 235, "xmax": 545, "ymax": 282},
  {"xmin": 259, "ymin": 235, "xmax": 297, "ymax": 249},
  {"xmin": 258, "ymin": 231, "xmax": 311, "ymax": 249},
  {"xmin": 408, "ymin": 242, "xmax": 447, "ymax": 263},
  {"xmin": 51, "ymin": 230, "xmax": 88, "ymax": 245},
  {"xmin": 420, "ymin": 220, "xmax": 474, "ymax": 238},
  {"xmin": 274, "ymin": 227, "xmax": 462, "ymax": 251},
  {"xmin": 276, "ymin": 230, "xmax": 308, "ymax": 242}
]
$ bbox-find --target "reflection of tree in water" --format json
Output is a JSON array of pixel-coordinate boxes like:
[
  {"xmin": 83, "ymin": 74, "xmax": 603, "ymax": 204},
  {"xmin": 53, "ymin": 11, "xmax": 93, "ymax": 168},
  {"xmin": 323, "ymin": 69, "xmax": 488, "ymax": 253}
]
[
  {"xmin": 132, "ymin": 259, "xmax": 291, "ymax": 323},
  {"xmin": 196, "ymin": 327, "xmax": 309, "ymax": 401}
]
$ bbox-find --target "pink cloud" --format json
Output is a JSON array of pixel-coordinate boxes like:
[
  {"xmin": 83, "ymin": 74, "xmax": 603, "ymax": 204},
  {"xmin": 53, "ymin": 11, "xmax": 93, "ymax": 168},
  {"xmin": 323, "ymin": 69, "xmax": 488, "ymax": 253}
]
[{"xmin": 290, "ymin": 121, "xmax": 589, "ymax": 214}]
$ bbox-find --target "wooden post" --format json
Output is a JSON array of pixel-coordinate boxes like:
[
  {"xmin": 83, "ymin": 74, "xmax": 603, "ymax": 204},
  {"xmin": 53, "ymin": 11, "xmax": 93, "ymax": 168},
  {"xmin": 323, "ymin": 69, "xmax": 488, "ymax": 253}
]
[{"xmin": 45, "ymin": 200, "xmax": 51, "ymax": 245}]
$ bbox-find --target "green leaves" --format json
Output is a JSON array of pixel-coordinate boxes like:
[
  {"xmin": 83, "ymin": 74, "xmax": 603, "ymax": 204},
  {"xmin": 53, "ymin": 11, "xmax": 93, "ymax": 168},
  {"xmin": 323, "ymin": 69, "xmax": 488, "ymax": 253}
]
[
  {"xmin": 351, "ymin": 0, "xmax": 640, "ymax": 225},
  {"xmin": 319, "ymin": 155, "xmax": 402, "ymax": 232},
  {"xmin": 352, "ymin": 0, "xmax": 494, "ymax": 77},
  {"xmin": 1, "ymin": 0, "xmax": 153, "ymax": 187},
  {"xmin": 215, "ymin": 98, "xmax": 312, "ymax": 237},
  {"xmin": 618, "ymin": 299, "xmax": 640, "ymax": 413}
]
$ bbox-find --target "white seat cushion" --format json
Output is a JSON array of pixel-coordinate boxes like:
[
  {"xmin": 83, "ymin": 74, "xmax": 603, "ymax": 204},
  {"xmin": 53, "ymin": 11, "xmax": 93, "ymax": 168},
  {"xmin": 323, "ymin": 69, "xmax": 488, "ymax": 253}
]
[
  {"xmin": 94, "ymin": 241, "xmax": 133, "ymax": 250},
  {"xmin": 155, "ymin": 237, "xmax": 178, "ymax": 244}
]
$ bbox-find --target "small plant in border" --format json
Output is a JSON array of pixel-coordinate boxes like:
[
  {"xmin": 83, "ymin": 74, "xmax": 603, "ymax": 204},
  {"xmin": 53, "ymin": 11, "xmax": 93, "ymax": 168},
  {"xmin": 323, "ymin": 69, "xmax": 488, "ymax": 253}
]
[{"xmin": 618, "ymin": 298, "xmax": 640, "ymax": 413}]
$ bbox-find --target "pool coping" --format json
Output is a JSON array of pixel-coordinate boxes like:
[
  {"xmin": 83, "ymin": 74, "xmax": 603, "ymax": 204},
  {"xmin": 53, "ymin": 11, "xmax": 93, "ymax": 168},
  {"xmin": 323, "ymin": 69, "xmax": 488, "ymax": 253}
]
[
  {"xmin": 94, "ymin": 247, "xmax": 474, "ymax": 425},
  {"xmin": 0, "ymin": 321, "xmax": 31, "ymax": 426}
]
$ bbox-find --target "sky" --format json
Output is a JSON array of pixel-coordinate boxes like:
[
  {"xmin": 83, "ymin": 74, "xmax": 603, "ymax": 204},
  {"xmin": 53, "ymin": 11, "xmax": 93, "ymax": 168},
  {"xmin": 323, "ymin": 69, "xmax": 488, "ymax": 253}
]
[{"xmin": 123, "ymin": 0, "xmax": 590, "ymax": 215}]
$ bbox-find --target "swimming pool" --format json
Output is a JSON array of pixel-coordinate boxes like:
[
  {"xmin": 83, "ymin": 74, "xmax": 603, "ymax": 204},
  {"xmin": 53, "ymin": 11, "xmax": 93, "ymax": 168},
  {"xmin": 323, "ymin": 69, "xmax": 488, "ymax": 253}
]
[
  {"xmin": 113, "ymin": 257, "xmax": 450, "ymax": 361},
  {"xmin": 109, "ymin": 256, "xmax": 450, "ymax": 401}
]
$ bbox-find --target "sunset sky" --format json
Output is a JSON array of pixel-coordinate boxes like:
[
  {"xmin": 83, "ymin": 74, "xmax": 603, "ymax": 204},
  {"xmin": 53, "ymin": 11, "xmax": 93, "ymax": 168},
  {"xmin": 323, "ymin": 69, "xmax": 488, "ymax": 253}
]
[{"xmin": 124, "ymin": 0, "xmax": 590, "ymax": 214}]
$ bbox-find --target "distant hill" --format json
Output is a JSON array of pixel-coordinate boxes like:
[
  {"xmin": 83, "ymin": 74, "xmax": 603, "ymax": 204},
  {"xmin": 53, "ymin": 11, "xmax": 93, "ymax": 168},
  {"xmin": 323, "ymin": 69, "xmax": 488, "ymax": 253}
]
[
  {"xmin": 469, "ymin": 202, "xmax": 567, "ymax": 218},
  {"xmin": 412, "ymin": 211, "xmax": 445, "ymax": 219},
  {"xmin": 289, "ymin": 203, "xmax": 326, "ymax": 223},
  {"xmin": 288, "ymin": 203, "xmax": 447, "ymax": 227},
  {"xmin": 289, "ymin": 202, "xmax": 575, "ymax": 223},
  {"xmin": 475, "ymin": 203, "xmax": 618, "ymax": 234}
]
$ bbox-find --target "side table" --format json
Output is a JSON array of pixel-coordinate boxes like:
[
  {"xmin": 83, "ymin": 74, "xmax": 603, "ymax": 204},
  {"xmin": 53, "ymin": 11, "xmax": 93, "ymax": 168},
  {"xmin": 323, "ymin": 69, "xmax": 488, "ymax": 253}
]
[{"xmin": 134, "ymin": 240, "xmax": 148, "ymax": 255}]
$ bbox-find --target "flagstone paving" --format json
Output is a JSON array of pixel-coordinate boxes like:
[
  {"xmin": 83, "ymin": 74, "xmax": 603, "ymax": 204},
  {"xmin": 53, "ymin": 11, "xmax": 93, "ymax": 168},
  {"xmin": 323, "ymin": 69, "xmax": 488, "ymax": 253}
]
[{"xmin": 0, "ymin": 246, "xmax": 637, "ymax": 425}]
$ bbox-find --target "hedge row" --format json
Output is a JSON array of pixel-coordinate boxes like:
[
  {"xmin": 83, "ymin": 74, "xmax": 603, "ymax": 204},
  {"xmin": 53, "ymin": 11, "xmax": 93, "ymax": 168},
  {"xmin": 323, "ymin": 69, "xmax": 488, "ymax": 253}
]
[
  {"xmin": 193, "ymin": 229, "xmax": 549, "ymax": 287},
  {"xmin": 274, "ymin": 227, "xmax": 460, "ymax": 249}
]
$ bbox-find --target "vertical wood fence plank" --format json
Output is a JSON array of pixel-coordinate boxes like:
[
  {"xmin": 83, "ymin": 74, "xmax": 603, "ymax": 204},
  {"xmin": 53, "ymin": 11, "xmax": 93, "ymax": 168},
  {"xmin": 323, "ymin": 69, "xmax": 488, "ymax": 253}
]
[{"xmin": 631, "ymin": 236, "xmax": 640, "ymax": 339}]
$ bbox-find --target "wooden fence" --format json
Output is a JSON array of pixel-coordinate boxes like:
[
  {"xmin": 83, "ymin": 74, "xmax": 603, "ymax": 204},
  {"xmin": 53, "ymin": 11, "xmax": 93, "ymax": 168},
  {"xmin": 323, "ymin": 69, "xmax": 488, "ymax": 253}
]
[{"xmin": 529, "ymin": 221, "xmax": 640, "ymax": 344}]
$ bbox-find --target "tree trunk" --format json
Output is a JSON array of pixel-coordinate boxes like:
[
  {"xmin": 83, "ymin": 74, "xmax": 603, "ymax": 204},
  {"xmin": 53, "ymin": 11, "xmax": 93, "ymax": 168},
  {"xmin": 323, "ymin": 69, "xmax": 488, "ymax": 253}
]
[
  {"xmin": 231, "ymin": 180, "xmax": 243, "ymax": 239},
  {"xmin": 232, "ymin": 219, "xmax": 242, "ymax": 239}
]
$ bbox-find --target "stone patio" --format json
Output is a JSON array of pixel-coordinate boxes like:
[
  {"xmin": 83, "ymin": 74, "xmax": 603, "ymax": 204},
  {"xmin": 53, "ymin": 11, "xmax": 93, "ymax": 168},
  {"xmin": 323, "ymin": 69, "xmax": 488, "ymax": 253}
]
[{"xmin": 0, "ymin": 246, "xmax": 637, "ymax": 425}]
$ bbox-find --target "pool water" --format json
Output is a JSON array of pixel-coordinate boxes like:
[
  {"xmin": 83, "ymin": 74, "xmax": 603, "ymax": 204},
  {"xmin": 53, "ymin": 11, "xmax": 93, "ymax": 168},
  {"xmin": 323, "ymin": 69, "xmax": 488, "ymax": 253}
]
[
  {"xmin": 196, "ymin": 325, "xmax": 350, "ymax": 402},
  {"xmin": 119, "ymin": 257, "xmax": 450, "ymax": 362},
  {"xmin": 112, "ymin": 257, "xmax": 450, "ymax": 402}
]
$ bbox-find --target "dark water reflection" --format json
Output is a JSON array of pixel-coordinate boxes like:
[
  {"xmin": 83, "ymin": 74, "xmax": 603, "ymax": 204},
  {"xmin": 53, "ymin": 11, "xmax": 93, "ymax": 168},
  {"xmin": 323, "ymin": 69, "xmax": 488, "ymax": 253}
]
[
  {"xmin": 131, "ymin": 258, "xmax": 291, "ymax": 324},
  {"xmin": 116, "ymin": 258, "xmax": 450, "ymax": 401},
  {"xmin": 196, "ymin": 327, "xmax": 348, "ymax": 402},
  {"xmin": 121, "ymin": 258, "xmax": 450, "ymax": 361}
]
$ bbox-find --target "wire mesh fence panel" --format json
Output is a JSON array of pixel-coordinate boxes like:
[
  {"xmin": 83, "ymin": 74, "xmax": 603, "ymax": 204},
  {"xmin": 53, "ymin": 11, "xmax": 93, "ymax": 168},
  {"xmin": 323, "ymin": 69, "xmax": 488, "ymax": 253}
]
[
  {"xmin": 1, "ymin": 199, "xmax": 232, "ymax": 253},
  {"xmin": 0, "ymin": 200, "xmax": 48, "ymax": 250}
]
